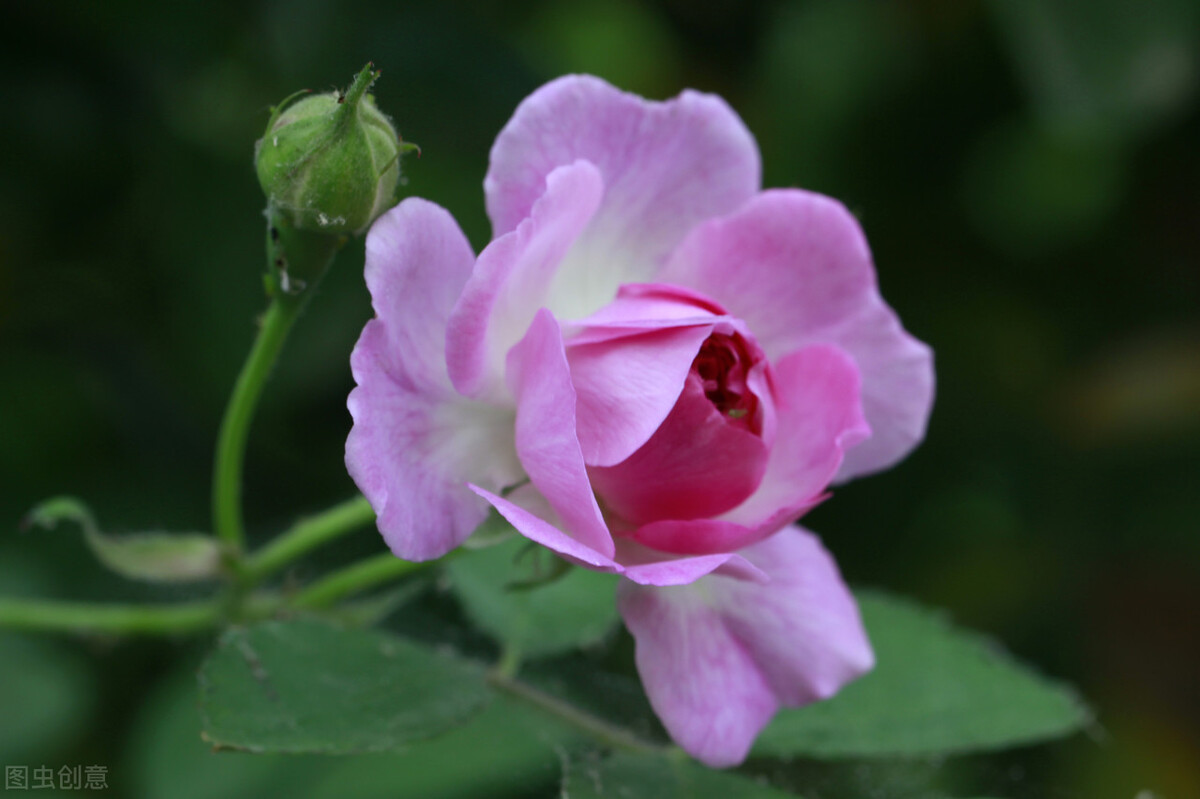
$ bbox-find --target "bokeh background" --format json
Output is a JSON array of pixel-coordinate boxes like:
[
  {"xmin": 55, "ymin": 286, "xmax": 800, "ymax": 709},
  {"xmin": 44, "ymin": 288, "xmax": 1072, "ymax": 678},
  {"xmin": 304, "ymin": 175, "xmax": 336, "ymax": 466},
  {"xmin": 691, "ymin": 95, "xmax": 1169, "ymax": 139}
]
[{"xmin": 2, "ymin": 1, "xmax": 1198, "ymax": 797}]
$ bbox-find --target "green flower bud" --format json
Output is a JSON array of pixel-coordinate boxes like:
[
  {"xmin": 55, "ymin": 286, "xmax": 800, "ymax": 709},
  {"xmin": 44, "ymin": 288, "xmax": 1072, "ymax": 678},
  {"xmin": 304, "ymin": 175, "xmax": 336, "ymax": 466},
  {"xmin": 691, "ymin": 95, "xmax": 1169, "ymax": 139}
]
[{"xmin": 255, "ymin": 64, "xmax": 409, "ymax": 235}]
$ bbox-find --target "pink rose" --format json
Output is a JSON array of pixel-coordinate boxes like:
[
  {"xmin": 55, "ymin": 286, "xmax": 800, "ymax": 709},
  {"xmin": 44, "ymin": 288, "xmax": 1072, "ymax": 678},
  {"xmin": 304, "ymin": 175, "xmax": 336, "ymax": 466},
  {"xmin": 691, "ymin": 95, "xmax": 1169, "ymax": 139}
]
[{"xmin": 346, "ymin": 76, "xmax": 934, "ymax": 766}]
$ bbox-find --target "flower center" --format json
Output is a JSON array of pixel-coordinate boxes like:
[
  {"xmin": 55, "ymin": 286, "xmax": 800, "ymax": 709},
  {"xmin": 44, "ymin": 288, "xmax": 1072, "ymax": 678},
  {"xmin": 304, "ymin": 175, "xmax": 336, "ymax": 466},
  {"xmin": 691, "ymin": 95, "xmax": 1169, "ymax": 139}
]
[{"xmin": 692, "ymin": 333, "xmax": 759, "ymax": 433}]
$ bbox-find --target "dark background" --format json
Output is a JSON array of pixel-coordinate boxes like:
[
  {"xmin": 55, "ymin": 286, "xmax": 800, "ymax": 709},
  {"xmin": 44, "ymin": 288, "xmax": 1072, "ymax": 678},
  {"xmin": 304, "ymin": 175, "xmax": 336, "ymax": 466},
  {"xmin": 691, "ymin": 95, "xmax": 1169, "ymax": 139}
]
[{"xmin": 1, "ymin": 1, "xmax": 1197, "ymax": 797}]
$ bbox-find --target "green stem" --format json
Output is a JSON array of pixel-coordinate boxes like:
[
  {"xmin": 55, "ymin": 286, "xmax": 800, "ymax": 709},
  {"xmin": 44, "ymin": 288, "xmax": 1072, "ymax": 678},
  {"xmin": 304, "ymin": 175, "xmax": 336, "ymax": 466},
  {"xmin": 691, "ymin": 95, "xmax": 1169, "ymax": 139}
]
[
  {"xmin": 212, "ymin": 211, "xmax": 339, "ymax": 571},
  {"xmin": 0, "ymin": 597, "xmax": 221, "ymax": 636},
  {"xmin": 243, "ymin": 495, "xmax": 375, "ymax": 585},
  {"xmin": 488, "ymin": 671, "xmax": 670, "ymax": 756},
  {"xmin": 291, "ymin": 551, "xmax": 449, "ymax": 609},
  {"xmin": 0, "ymin": 593, "xmax": 287, "ymax": 636},
  {"xmin": 495, "ymin": 644, "xmax": 522, "ymax": 680},
  {"xmin": 211, "ymin": 296, "xmax": 301, "ymax": 561}
]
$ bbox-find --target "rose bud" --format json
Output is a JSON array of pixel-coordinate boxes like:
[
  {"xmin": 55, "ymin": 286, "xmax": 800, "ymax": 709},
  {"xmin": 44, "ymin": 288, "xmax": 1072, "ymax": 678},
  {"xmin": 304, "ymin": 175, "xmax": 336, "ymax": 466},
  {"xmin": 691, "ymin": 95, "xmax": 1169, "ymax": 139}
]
[{"xmin": 255, "ymin": 64, "xmax": 408, "ymax": 236}]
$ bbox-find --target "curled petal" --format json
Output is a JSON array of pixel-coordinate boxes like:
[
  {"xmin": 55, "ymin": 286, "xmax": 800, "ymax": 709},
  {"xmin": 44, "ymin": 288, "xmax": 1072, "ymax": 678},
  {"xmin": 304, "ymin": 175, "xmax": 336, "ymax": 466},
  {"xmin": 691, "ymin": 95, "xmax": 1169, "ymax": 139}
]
[
  {"xmin": 469, "ymin": 486, "xmax": 618, "ymax": 572},
  {"xmin": 566, "ymin": 283, "xmax": 729, "ymax": 467},
  {"xmin": 568, "ymin": 325, "xmax": 714, "ymax": 468},
  {"xmin": 567, "ymin": 283, "xmax": 728, "ymax": 341},
  {"xmin": 506, "ymin": 310, "xmax": 614, "ymax": 558}
]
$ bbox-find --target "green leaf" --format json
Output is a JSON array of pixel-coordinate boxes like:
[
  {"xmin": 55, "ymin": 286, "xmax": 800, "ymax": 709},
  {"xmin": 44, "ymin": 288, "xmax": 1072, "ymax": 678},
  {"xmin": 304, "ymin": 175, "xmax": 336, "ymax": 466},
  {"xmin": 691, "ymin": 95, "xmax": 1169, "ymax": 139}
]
[
  {"xmin": 198, "ymin": 618, "xmax": 491, "ymax": 754},
  {"xmin": 744, "ymin": 756, "xmax": 963, "ymax": 799},
  {"xmin": 25, "ymin": 496, "xmax": 221, "ymax": 582},
  {"xmin": 562, "ymin": 752, "xmax": 799, "ymax": 798},
  {"xmin": 309, "ymin": 694, "xmax": 583, "ymax": 799},
  {"xmin": 754, "ymin": 592, "xmax": 1089, "ymax": 758},
  {"xmin": 447, "ymin": 535, "xmax": 620, "ymax": 658},
  {"xmin": 520, "ymin": 656, "xmax": 663, "ymax": 745},
  {"xmin": 129, "ymin": 669, "xmax": 321, "ymax": 799},
  {"xmin": 133, "ymin": 661, "xmax": 582, "ymax": 799}
]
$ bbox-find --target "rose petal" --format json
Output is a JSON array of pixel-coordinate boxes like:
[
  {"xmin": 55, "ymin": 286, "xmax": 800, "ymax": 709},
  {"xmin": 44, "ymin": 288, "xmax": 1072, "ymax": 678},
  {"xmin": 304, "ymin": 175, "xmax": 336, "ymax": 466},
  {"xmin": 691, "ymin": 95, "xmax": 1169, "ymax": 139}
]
[
  {"xmin": 570, "ymin": 283, "xmax": 728, "ymax": 335},
  {"xmin": 469, "ymin": 485, "xmax": 619, "ymax": 572},
  {"xmin": 617, "ymin": 526, "xmax": 873, "ymax": 767},
  {"xmin": 615, "ymin": 539, "xmax": 767, "ymax": 586},
  {"xmin": 347, "ymin": 200, "xmax": 524, "ymax": 560},
  {"xmin": 565, "ymin": 298, "xmax": 721, "ymax": 347},
  {"xmin": 721, "ymin": 344, "xmax": 870, "ymax": 530},
  {"xmin": 590, "ymin": 374, "xmax": 768, "ymax": 524},
  {"xmin": 565, "ymin": 284, "xmax": 756, "ymax": 467},
  {"xmin": 832, "ymin": 306, "xmax": 935, "ymax": 482},
  {"xmin": 617, "ymin": 581, "xmax": 777, "ymax": 768},
  {"xmin": 715, "ymin": 527, "xmax": 875, "ymax": 704},
  {"xmin": 506, "ymin": 309, "xmax": 614, "ymax": 558},
  {"xmin": 660, "ymin": 189, "xmax": 933, "ymax": 479},
  {"xmin": 362, "ymin": 199, "xmax": 476, "ymax": 392},
  {"xmin": 348, "ymin": 326, "xmax": 522, "ymax": 561},
  {"xmin": 469, "ymin": 486, "xmax": 762, "ymax": 585},
  {"xmin": 568, "ymin": 325, "xmax": 714, "ymax": 467},
  {"xmin": 631, "ymin": 517, "xmax": 757, "ymax": 557},
  {"xmin": 446, "ymin": 161, "xmax": 604, "ymax": 399},
  {"xmin": 485, "ymin": 75, "xmax": 761, "ymax": 319}
]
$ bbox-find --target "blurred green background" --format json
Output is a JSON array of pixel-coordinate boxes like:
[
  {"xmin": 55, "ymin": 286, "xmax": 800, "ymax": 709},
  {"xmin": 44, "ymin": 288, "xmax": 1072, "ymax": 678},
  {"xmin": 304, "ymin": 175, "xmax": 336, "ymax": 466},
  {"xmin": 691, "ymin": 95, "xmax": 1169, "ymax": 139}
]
[{"xmin": 1, "ymin": 0, "xmax": 1198, "ymax": 797}]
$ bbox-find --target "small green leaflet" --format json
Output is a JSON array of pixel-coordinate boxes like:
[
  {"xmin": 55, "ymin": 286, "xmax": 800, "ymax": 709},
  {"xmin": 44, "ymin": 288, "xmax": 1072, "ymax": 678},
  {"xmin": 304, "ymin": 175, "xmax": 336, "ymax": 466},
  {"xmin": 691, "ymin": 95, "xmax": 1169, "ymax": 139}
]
[{"xmin": 25, "ymin": 496, "xmax": 221, "ymax": 582}]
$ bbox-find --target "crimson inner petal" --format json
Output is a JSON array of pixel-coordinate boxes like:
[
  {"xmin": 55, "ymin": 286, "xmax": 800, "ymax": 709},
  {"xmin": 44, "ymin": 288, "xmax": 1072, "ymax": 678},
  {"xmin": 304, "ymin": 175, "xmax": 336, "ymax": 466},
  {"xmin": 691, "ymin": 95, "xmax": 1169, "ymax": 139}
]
[
  {"xmin": 586, "ymin": 328, "xmax": 771, "ymax": 528},
  {"xmin": 692, "ymin": 333, "xmax": 760, "ymax": 434}
]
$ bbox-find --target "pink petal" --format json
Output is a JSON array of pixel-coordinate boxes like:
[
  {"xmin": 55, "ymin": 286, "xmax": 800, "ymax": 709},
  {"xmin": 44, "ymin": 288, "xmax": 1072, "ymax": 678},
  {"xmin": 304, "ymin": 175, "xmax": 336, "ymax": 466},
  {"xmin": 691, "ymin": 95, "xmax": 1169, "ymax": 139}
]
[
  {"xmin": 469, "ymin": 486, "xmax": 619, "ymax": 572},
  {"xmin": 468, "ymin": 486, "xmax": 759, "ymax": 585},
  {"xmin": 589, "ymin": 374, "xmax": 768, "ymax": 524},
  {"xmin": 506, "ymin": 310, "xmax": 615, "ymax": 558},
  {"xmin": 831, "ymin": 306, "xmax": 935, "ymax": 482},
  {"xmin": 715, "ymin": 527, "xmax": 875, "ymax": 705},
  {"xmin": 617, "ymin": 580, "xmax": 777, "ymax": 768},
  {"xmin": 616, "ymin": 539, "xmax": 767, "ymax": 586},
  {"xmin": 631, "ymin": 518, "xmax": 758, "ymax": 557},
  {"xmin": 660, "ymin": 189, "xmax": 934, "ymax": 479},
  {"xmin": 347, "ymin": 200, "xmax": 524, "ymax": 560},
  {"xmin": 485, "ymin": 75, "xmax": 761, "ymax": 319},
  {"xmin": 347, "ymin": 324, "xmax": 521, "ymax": 561},
  {"xmin": 569, "ymin": 283, "xmax": 728, "ymax": 335},
  {"xmin": 617, "ymin": 526, "xmax": 872, "ymax": 767},
  {"xmin": 362, "ymin": 199, "xmax": 476, "ymax": 392},
  {"xmin": 446, "ymin": 161, "xmax": 604, "ymax": 399},
  {"xmin": 568, "ymin": 325, "xmax": 714, "ymax": 467},
  {"xmin": 565, "ymin": 312, "xmax": 719, "ymax": 348},
  {"xmin": 721, "ymin": 344, "xmax": 870, "ymax": 530}
]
